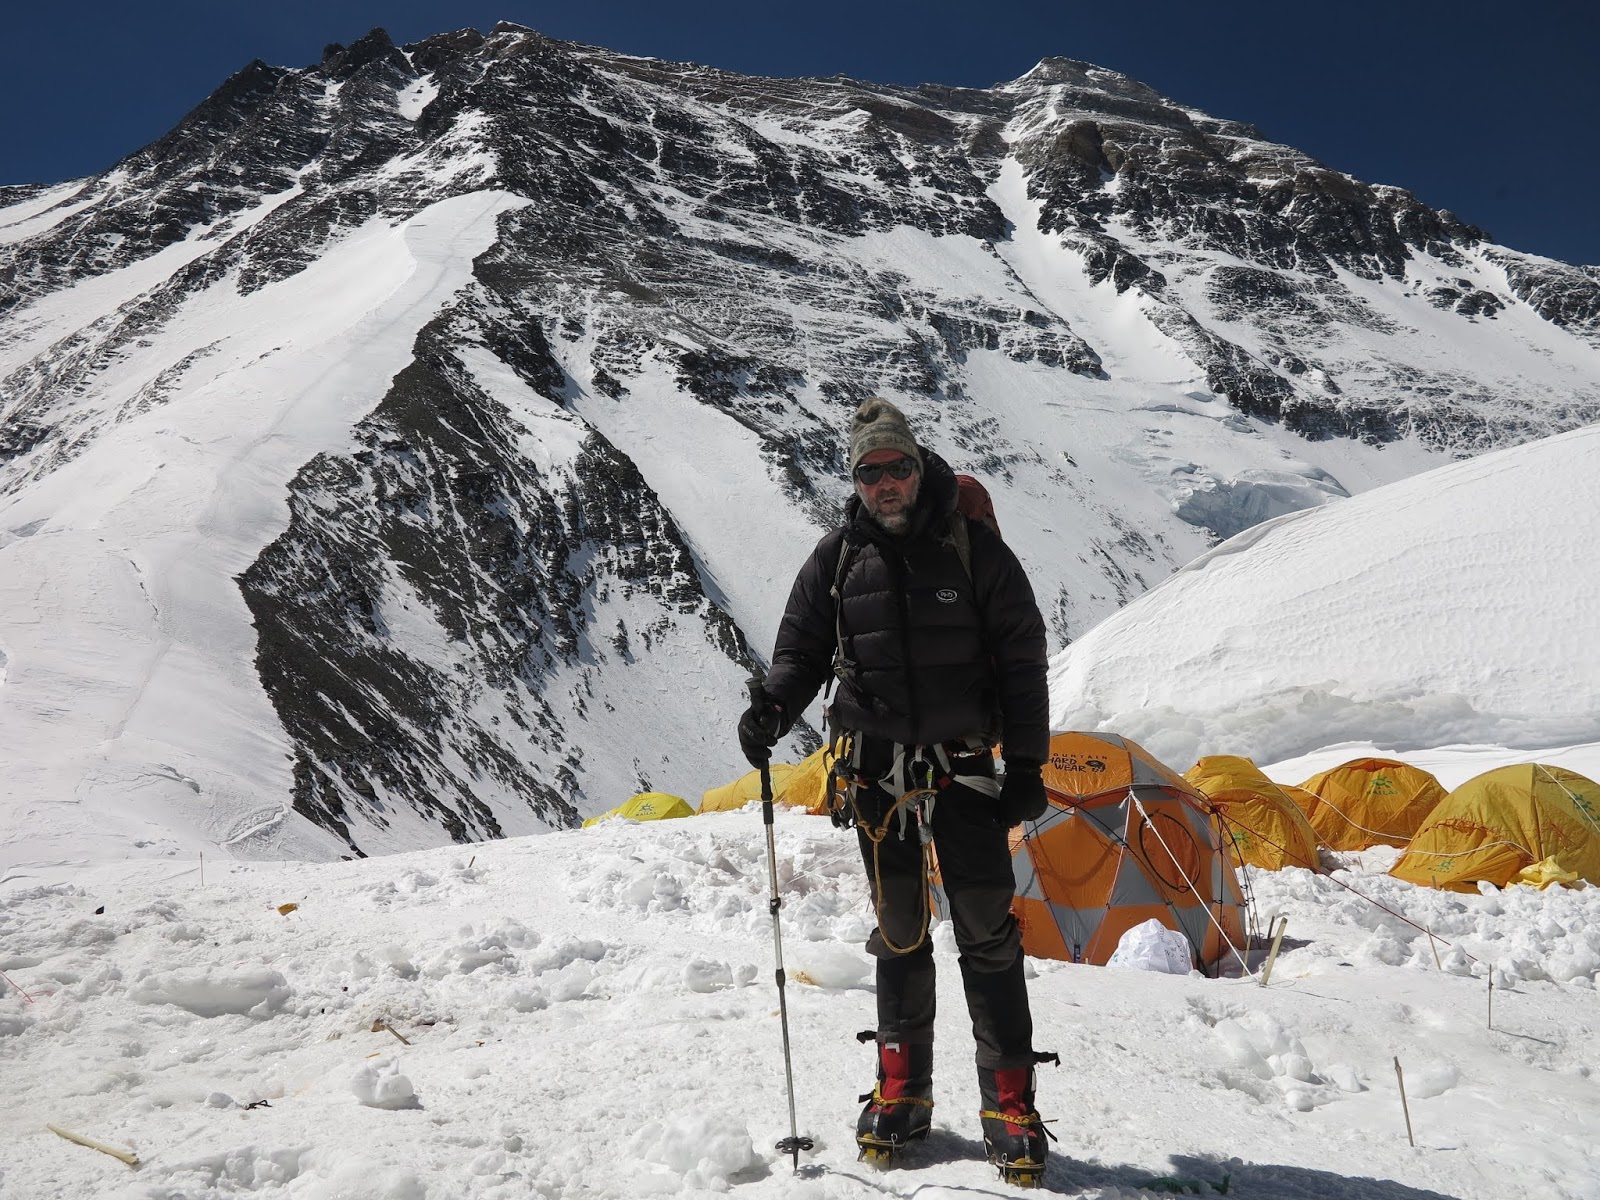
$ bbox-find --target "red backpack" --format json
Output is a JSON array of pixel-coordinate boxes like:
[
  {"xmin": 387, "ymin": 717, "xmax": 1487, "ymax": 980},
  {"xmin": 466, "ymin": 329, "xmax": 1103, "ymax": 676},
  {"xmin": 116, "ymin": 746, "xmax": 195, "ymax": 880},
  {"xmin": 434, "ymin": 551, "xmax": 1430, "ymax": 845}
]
[{"xmin": 956, "ymin": 473, "xmax": 1001, "ymax": 539}]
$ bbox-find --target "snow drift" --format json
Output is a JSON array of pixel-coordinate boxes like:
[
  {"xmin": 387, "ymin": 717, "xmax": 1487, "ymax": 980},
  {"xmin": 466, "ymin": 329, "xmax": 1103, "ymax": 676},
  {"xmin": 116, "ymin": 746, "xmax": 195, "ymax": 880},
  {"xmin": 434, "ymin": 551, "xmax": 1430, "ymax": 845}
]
[{"xmin": 1050, "ymin": 422, "xmax": 1600, "ymax": 768}]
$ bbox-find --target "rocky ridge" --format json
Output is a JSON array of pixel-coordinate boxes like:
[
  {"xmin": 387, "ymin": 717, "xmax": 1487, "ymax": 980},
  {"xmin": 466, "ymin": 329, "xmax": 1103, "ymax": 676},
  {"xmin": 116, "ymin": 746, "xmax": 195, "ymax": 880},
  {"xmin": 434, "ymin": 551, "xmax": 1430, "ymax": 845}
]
[{"xmin": 3, "ymin": 24, "xmax": 1599, "ymax": 856}]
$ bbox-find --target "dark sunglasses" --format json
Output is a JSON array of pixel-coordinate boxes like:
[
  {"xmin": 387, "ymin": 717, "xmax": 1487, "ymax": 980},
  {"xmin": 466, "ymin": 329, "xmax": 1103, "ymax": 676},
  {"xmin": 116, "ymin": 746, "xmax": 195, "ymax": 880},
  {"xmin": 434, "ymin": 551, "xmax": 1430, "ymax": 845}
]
[{"xmin": 853, "ymin": 458, "xmax": 918, "ymax": 485}]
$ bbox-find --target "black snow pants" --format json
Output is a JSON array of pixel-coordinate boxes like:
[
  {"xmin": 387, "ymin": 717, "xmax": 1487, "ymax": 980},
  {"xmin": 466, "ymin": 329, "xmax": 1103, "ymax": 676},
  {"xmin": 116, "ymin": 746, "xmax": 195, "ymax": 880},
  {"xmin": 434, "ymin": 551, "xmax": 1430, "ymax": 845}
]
[{"xmin": 853, "ymin": 754, "xmax": 1035, "ymax": 1071}]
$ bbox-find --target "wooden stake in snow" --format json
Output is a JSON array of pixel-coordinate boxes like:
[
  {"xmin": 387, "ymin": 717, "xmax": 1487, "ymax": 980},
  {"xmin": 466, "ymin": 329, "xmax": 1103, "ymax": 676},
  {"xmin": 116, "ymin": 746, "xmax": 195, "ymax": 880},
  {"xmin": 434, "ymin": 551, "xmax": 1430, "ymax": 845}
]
[
  {"xmin": 1393, "ymin": 1058, "xmax": 1415, "ymax": 1147},
  {"xmin": 1259, "ymin": 915, "xmax": 1289, "ymax": 986},
  {"xmin": 199, "ymin": 851, "xmax": 204, "ymax": 888},
  {"xmin": 1487, "ymin": 972, "xmax": 1494, "ymax": 1029},
  {"xmin": 1425, "ymin": 924, "xmax": 1442, "ymax": 970},
  {"xmin": 372, "ymin": 1019, "xmax": 411, "ymax": 1046},
  {"xmin": 47, "ymin": 1124, "xmax": 140, "ymax": 1167}
]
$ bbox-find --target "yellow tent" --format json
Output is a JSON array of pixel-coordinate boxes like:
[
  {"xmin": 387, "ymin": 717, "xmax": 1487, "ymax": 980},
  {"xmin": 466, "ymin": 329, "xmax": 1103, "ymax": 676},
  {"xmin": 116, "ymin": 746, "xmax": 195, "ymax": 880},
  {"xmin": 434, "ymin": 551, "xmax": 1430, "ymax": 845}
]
[
  {"xmin": 1184, "ymin": 755, "xmax": 1322, "ymax": 872},
  {"xmin": 1280, "ymin": 784, "xmax": 1324, "ymax": 820},
  {"xmin": 1390, "ymin": 764, "xmax": 1600, "ymax": 891},
  {"xmin": 1293, "ymin": 758, "xmax": 1447, "ymax": 850},
  {"xmin": 699, "ymin": 764, "xmax": 798, "ymax": 813},
  {"xmin": 771, "ymin": 747, "xmax": 836, "ymax": 815},
  {"xmin": 582, "ymin": 791, "xmax": 696, "ymax": 827},
  {"xmin": 698, "ymin": 749, "xmax": 835, "ymax": 816}
]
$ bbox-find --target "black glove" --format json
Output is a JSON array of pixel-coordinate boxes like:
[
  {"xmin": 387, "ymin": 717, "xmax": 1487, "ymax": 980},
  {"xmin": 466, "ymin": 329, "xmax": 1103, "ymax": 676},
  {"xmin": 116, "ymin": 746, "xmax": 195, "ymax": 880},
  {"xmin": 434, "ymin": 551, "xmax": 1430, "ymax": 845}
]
[
  {"xmin": 997, "ymin": 759, "xmax": 1047, "ymax": 828},
  {"xmin": 738, "ymin": 694, "xmax": 788, "ymax": 767}
]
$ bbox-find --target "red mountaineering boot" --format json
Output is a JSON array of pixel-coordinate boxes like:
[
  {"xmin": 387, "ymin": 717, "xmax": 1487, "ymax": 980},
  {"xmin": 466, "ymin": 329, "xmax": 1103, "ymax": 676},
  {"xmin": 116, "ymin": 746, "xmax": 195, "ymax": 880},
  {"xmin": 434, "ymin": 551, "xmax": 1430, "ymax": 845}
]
[
  {"xmin": 855, "ymin": 1039, "xmax": 934, "ymax": 1164},
  {"xmin": 978, "ymin": 1064, "xmax": 1054, "ymax": 1187}
]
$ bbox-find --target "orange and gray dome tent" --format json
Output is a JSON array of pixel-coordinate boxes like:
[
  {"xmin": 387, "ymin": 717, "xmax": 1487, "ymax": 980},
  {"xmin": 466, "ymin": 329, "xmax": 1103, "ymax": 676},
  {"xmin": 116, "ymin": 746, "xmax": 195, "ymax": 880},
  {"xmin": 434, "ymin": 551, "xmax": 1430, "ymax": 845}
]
[
  {"xmin": 1293, "ymin": 758, "xmax": 1447, "ymax": 850},
  {"xmin": 1010, "ymin": 732, "xmax": 1248, "ymax": 973},
  {"xmin": 1184, "ymin": 755, "xmax": 1322, "ymax": 872},
  {"xmin": 1390, "ymin": 764, "xmax": 1600, "ymax": 892}
]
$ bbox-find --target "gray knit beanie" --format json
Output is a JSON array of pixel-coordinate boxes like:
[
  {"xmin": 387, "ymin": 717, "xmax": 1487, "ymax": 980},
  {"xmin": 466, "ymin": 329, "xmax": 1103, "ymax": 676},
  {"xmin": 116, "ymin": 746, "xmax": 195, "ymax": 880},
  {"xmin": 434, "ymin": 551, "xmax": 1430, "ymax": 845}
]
[{"xmin": 848, "ymin": 398, "xmax": 923, "ymax": 474}]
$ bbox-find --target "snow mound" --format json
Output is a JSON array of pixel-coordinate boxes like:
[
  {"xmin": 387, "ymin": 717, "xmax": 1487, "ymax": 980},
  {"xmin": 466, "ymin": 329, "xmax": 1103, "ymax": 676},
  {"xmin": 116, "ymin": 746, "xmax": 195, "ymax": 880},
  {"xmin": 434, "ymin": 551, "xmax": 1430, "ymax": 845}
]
[
  {"xmin": 128, "ymin": 967, "xmax": 291, "ymax": 1018},
  {"xmin": 350, "ymin": 1057, "xmax": 420, "ymax": 1109},
  {"xmin": 1050, "ymin": 423, "xmax": 1600, "ymax": 766},
  {"xmin": 626, "ymin": 1112, "xmax": 758, "ymax": 1190}
]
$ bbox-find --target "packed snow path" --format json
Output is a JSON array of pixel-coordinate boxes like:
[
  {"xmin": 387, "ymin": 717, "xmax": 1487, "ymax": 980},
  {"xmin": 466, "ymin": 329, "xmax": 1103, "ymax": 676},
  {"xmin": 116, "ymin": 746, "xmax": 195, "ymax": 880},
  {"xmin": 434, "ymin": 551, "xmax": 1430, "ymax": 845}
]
[{"xmin": 3, "ymin": 810, "xmax": 1597, "ymax": 1199}]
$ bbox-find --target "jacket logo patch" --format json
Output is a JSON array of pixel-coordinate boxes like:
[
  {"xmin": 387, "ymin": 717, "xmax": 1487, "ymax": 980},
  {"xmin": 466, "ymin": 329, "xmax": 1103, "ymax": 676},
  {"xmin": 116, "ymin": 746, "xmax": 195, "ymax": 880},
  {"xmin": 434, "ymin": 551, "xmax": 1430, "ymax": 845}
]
[{"xmin": 936, "ymin": 588, "xmax": 959, "ymax": 604}]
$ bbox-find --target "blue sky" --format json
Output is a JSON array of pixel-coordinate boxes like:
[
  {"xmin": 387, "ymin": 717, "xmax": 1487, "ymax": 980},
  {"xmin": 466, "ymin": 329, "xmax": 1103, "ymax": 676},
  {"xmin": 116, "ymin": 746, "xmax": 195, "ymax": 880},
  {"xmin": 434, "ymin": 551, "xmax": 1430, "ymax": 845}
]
[{"xmin": 3, "ymin": 1, "xmax": 1595, "ymax": 265}]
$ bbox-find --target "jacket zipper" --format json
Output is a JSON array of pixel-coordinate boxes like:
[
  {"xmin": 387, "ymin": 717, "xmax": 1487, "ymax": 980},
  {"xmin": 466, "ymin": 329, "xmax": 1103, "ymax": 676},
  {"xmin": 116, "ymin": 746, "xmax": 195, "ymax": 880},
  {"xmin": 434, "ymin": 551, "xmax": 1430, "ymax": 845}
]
[{"xmin": 892, "ymin": 545, "xmax": 919, "ymax": 739}]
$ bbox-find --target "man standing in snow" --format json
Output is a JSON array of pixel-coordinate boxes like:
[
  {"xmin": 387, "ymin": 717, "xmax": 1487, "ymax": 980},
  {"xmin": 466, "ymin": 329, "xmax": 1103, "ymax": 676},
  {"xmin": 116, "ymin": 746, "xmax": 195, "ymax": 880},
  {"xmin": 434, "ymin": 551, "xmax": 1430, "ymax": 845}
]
[{"xmin": 738, "ymin": 397, "xmax": 1052, "ymax": 1178}]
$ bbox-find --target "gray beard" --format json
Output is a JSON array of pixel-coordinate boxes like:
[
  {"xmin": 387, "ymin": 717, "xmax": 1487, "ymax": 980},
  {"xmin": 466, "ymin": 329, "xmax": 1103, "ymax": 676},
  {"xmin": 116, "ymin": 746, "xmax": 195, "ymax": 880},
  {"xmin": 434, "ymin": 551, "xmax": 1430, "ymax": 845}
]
[
  {"xmin": 860, "ymin": 478, "xmax": 920, "ymax": 536},
  {"xmin": 873, "ymin": 509, "xmax": 911, "ymax": 534}
]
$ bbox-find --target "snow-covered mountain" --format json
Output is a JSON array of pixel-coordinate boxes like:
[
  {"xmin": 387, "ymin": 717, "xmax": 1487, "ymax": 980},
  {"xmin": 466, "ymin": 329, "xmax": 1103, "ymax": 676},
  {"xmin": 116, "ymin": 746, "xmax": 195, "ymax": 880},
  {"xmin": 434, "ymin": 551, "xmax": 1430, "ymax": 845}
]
[{"xmin": 4, "ymin": 23, "xmax": 1600, "ymax": 863}]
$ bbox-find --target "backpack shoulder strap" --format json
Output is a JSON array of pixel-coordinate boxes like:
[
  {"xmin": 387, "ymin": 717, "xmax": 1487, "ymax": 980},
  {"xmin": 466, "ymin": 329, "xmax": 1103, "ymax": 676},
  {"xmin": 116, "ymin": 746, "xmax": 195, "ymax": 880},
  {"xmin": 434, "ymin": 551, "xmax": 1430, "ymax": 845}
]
[
  {"xmin": 829, "ymin": 528, "xmax": 862, "ymax": 693},
  {"xmin": 946, "ymin": 510, "xmax": 972, "ymax": 582},
  {"xmin": 831, "ymin": 527, "xmax": 859, "ymax": 598}
]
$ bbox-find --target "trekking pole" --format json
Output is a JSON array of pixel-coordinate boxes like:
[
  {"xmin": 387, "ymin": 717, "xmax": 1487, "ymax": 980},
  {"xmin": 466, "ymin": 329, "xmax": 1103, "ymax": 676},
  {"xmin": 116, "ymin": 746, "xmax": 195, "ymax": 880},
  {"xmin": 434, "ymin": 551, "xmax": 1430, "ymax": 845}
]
[{"xmin": 748, "ymin": 674, "xmax": 813, "ymax": 1172}]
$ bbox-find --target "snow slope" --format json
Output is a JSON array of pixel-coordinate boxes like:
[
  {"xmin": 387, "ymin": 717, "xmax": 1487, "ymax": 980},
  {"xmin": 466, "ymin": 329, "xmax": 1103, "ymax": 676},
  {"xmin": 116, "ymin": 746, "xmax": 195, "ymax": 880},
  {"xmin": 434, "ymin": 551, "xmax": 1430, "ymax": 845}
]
[
  {"xmin": 0, "ymin": 192, "xmax": 523, "ymax": 873},
  {"xmin": 2, "ymin": 810, "xmax": 1598, "ymax": 1199},
  {"xmin": 1049, "ymin": 422, "xmax": 1600, "ymax": 770}
]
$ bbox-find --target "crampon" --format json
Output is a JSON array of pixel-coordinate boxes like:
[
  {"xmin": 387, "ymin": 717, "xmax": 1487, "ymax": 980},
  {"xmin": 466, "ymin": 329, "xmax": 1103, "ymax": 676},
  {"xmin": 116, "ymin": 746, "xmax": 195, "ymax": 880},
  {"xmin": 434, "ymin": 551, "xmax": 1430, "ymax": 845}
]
[
  {"xmin": 993, "ymin": 1153, "xmax": 1047, "ymax": 1188},
  {"xmin": 855, "ymin": 1082, "xmax": 933, "ymax": 1165},
  {"xmin": 979, "ymin": 1063, "xmax": 1054, "ymax": 1189}
]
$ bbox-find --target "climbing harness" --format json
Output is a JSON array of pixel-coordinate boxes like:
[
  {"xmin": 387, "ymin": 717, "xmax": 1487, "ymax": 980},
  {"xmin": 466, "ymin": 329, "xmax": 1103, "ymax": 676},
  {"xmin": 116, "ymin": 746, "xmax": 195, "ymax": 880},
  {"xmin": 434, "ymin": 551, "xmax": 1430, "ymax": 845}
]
[{"xmin": 824, "ymin": 729, "xmax": 999, "ymax": 955}]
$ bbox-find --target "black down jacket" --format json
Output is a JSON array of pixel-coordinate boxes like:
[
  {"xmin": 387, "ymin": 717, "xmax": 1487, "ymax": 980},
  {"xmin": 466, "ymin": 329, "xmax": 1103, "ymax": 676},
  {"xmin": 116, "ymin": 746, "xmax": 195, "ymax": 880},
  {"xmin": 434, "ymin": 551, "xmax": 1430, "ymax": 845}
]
[{"xmin": 764, "ymin": 450, "xmax": 1049, "ymax": 763}]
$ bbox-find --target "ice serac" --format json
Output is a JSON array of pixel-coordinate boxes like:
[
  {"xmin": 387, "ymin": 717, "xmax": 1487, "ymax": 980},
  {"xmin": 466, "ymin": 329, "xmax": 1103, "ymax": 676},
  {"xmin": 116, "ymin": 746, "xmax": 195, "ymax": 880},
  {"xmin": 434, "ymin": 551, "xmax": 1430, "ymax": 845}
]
[{"xmin": 2, "ymin": 26, "xmax": 1600, "ymax": 859}]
